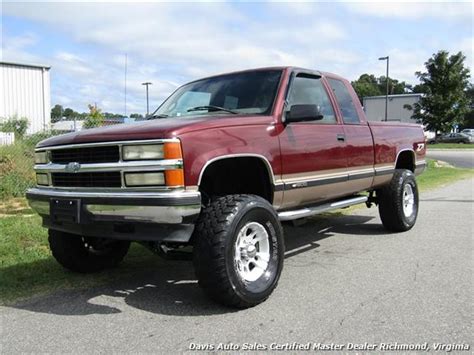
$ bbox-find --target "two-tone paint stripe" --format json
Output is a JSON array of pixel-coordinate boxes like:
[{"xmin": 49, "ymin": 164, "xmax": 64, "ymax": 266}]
[{"xmin": 276, "ymin": 160, "xmax": 426, "ymax": 192}]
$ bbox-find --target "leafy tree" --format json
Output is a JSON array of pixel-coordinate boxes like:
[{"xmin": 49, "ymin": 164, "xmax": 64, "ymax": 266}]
[
  {"xmin": 462, "ymin": 110, "xmax": 474, "ymax": 130},
  {"xmin": 461, "ymin": 85, "xmax": 474, "ymax": 130},
  {"xmin": 0, "ymin": 115, "xmax": 29, "ymax": 138},
  {"xmin": 104, "ymin": 112, "xmax": 126, "ymax": 119},
  {"xmin": 63, "ymin": 108, "xmax": 75, "ymax": 118},
  {"xmin": 77, "ymin": 112, "xmax": 88, "ymax": 120},
  {"xmin": 351, "ymin": 74, "xmax": 410, "ymax": 103},
  {"xmin": 351, "ymin": 74, "xmax": 381, "ymax": 102},
  {"xmin": 83, "ymin": 104, "xmax": 105, "ymax": 129},
  {"xmin": 51, "ymin": 104, "xmax": 64, "ymax": 122},
  {"xmin": 413, "ymin": 51, "xmax": 471, "ymax": 135},
  {"xmin": 51, "ymin": 105, "xmax": 79, "ymax": 122},
  {"xmin": 377, "ymin": 76, "xmax": 410, "ymax": 95},
  {"xmin": 130, "ymin": 113, "xmax": 144, "ymax": 119},
  {"xmin": 412, "ymin": 83, "xmax": 427, "ymax": 94}
]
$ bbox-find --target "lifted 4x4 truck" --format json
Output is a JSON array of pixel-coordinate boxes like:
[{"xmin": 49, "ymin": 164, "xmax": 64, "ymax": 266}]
[{"xmin": 27, "ymin": 67, "xmax": 426, "ymax": 308}]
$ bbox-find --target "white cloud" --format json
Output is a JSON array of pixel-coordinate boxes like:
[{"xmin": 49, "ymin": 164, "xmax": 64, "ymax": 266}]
[
  {"xmin": 266, "ymin": 1, "xmax": 319, "ymax": 16},
  {"xmin": 55, "ymin": 52, "xmax": 94, "ymax": 75},
  {"xmin": 1, "ymin": 32, "xmax": 43, "ymax": 64},
  {"xmin": 2, "ymin": 1, "xmax": 471, "ymax": 113},
  {"xmin": 344, "ymin": 1, "xmax": 472, "ymax": 21},
  {"xmin": 3, "ymin": 2, "xmax": 358, "ymax": 112}
]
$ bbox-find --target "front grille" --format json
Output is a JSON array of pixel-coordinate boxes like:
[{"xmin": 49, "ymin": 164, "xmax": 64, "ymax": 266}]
[
  {"xmin": 50, "ymin": 146, "xmax": 120, "ymax": 164},
  {"xmin": 52, "ymin": 172, "xmax": 122, "ymax": 188}
]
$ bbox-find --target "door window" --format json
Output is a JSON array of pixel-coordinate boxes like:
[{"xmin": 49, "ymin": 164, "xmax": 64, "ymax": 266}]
[
  {"xmin": 328, "ymin": 79, "xmax": 360, "ymax": 124},
  {"xmin": 287, "ymin": 74, "xmax": 336, "ymax": 124}
]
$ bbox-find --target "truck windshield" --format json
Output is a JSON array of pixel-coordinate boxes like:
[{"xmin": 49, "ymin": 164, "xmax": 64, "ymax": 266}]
[{"xmin": 150, "ymin": 70, "xmax": 282, "ymax": 118}]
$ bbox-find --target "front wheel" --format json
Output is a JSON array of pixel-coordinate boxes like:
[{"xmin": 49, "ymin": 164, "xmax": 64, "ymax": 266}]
[
  {"xmin": 48, "ymin": 230, "xmax": 131, "ymax": 273},
  {"xmin": 193, "ymin": 195, "xmax": 284, "ymax": 308},
  {"xmin": 377, "ymin": 169, "xmax": 419, "ymax": 232}
]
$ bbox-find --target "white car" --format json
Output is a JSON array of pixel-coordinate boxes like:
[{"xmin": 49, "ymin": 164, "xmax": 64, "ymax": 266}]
[{"xmin": 461, "ymin": 128, "xmax": 474, "ymax": 136}]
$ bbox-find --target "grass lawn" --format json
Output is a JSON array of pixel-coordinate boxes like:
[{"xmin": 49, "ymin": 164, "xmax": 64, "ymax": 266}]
[
  {"xmin": 0, "ymin": 213, "xmax": 164, "ymax": 304},
  {"xmin": 427, "ymin": 143, "xmax": 474, "ymax": 149},
  {"xmin": 0, "ymin": 159, "xmax": 472, "ymax": 305},
  {"xmin": 417, "ymin": 159, "xmax": 474, "ymax": 190}
]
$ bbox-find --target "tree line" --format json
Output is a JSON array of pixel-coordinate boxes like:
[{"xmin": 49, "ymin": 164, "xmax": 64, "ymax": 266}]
[
  {"xmin": 50, "ymin": 105, "xmax": 144, "ymax": 122},
  {"xmin": 351, "ymin": 50, "xmax": 472, "ymax": 134}
]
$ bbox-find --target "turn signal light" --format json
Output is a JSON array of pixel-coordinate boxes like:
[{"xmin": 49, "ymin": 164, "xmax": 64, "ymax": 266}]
[
  {"xmin": 164, "ymin": 141, "xmax": 184, "ymax": 187},
  {"xmin": 164, "ymin": 142, "xmax": 183, "ymax": 159},
  {"xmin": 165, "ymin": 169, "xmax": 184, "ymax": 187}
]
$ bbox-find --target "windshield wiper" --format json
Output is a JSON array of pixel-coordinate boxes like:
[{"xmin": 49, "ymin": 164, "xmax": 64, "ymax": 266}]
[
  {"xmin": 146, "ymin": 114, "xmax": 169, "ymax": 120},
  {"xmin": 187, "ymin": 105, "xmax": 238, "ymax": 114}
]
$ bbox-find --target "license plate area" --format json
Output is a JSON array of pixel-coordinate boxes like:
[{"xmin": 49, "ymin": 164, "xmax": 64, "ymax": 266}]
[{"xmin": 50, "ymin": 198, "xmax": 81, "ymax": 224}]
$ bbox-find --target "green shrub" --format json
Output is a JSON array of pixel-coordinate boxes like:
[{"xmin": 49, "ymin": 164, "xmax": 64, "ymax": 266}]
[
  {"xmin": 0, "ymin": 171, "xmax": 35, "ymax": 198},
  {"xmin": 0, "ymin": 130, "xmax": 63, "ymax": 199},
  {"xmin": 0, "ymin": 116, "xmax": 29, "ymax": 139},
  {"xmin": 83, "ymin": 104, "xmax": 105, "ymax": 129},
  {"xmin": 0, "ymin": 141, "xmax": 36, "ymax": 198},
  {"xmin": 23, "ymin": 130, "xmax": 62, "ymax": 148}
]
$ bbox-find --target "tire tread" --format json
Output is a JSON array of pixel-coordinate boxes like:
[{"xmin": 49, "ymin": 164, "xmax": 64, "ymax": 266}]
[
  {"xmin": 193, "ymin": 194, "xmax": 281, "ymax": 308},
  {"xmin": 48, "ymin": 230, "xmax": 130, "ymax": 273},
  {"xmin": 378, "ymin": 169, "xmax": 418, "ymax": 232}
]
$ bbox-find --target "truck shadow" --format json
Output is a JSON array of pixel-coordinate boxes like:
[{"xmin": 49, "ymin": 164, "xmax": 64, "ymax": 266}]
[{"xmin": 10, "ymin": 214, "xmax": 381, "ymax": 317}]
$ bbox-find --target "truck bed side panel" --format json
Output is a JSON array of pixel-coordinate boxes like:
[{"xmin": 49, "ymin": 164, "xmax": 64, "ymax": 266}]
[{"xmin": 369, "ymin": 121, "xmax": 426, "ymax": 188}]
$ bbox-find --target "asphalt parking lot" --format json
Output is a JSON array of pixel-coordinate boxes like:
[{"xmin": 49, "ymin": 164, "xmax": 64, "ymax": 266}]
[
  {"xmin": 1, "ymin": 178, "xmax": 472, "ymax": 353},
  {"xmin": 427, "ymin": 149, "xmax": 473, "ymax": 168}
]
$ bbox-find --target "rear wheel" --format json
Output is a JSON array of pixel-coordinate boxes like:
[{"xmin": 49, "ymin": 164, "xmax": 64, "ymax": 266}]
[
  {"xmin": 48, "ymin": 230, "xmax": 130, "ymax": 273},
  {"xmin": 193, "ymin": 194, "xmax": 284, "ymax": 308},
  {"xmin": 378, "ymin": 169, "xmax": 419, "ymax": 232}
]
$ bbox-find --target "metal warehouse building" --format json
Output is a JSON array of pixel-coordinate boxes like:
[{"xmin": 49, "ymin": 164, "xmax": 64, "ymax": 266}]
[
  {"xmin": 363, "ymin": 93, "xmax": 422, "ymax": 123},
  {"xmin": 1, "ymin": 61, "xmax": 51, "ymax": 134}
]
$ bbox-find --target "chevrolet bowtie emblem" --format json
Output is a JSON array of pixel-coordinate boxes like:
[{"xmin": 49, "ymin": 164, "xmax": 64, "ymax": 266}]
[{"xmin": 65, "ymin": 162, "xmax": 81, "ymax": 173}]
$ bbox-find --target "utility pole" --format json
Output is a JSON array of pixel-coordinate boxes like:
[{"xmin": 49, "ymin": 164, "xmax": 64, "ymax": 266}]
[
  {"xmin": 378, "ymin": 56, "xmax": 390, "ymax": 121},
  {"xmin": 142, "ymin": 82, "xmax": 152, "ymax": 116},
  {"xmin": 124, "ymin": 54, "xmax": 128, "ymax": 117}
]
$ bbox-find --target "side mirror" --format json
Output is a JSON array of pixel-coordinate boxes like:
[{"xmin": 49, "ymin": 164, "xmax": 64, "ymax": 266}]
[{"xmin": 286, "ymin": 104, "xmax": 324, "ymax": 123}]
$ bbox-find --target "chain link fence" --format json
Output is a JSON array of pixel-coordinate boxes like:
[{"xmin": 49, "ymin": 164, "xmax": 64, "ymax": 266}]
[{"xmin": 0, "ymin": 116, "xmax": 125, "ymax": 210}]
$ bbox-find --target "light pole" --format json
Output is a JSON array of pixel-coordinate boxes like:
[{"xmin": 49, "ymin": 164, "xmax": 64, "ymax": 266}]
[
  {"xmin": 142, "ymin": 82, "xmax": 152, "ymax": 116},
  {"xmin": 378, "ymin": 56, "xmax": 389, "ymax": 121}
]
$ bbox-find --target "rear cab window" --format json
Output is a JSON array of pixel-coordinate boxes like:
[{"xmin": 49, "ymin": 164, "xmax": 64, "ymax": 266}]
[
  {"xmin": 327, "ymin": 78, "xmax": 361, "ymax": 124},
  {"xmin": 286, "ymin": 74, "xmax": 337, "ymax": 124}
]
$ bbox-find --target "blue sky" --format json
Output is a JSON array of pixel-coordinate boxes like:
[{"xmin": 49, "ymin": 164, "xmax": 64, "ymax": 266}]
[{"xmin": 2, "ymin": 1, "xmax": 472, "ymax": 115}]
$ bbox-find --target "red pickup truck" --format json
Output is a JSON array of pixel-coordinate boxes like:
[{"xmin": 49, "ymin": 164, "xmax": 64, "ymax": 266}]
[{"xmin": 27, "ymin": 67, "xmax": 426, "ymax": 308}]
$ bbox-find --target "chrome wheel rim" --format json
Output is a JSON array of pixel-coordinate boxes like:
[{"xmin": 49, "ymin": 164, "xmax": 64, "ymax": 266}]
[
  {"xmin": 402, "ymin": 184, "xmax": 415, "ymax": 217},
  {"xmin": 234, "ymin": 222, "xmax": 270, "ymax": 282}
]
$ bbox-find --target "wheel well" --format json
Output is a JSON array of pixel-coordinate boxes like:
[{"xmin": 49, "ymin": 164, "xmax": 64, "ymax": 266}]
[
  {"xmin": 395, "ymin": 150, "xmax": 415, "ymax": 172},
  {"xmin": 199, "ymin": 157, "xmax": 273, "ymax": 204}
]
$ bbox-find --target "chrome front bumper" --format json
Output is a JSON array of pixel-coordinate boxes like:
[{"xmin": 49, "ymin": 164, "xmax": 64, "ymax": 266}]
[
  {"xmin": 26, "ymin": 188, "xmax": 201, "ymax": 242},
  {"xmin": 26, "ymin": 188, "xmax": 201, "ymax": 224}
]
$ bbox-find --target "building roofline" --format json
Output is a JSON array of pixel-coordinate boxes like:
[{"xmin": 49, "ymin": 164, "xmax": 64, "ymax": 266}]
[
  {"xmin": 363, "ymin": 93, "xmax": 423, "ymax": 100},
  {"xmin": 0, "ymin": 61, "xmax": 51, "ymax": 70}
]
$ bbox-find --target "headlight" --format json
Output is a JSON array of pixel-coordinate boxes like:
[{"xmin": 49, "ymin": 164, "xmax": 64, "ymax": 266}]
[
  {"xmin": 124, "ymin": 172, "xmax": 165, "ymax": 186},
  {"xmin": 35, "ymin": 151, "xmax": 48, "ymax": 164},
  {"xmin": 122, "ymin": 144, "xmax": 164, "ymax": 161},
  {"xmin": 36, "ymin": 173, "xmax": 49, "ymax": 186}
]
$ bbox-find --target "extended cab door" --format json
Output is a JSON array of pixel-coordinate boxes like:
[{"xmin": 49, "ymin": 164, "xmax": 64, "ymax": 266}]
[
  {"xmin": 326, "ymin": 78, "xmax": 375, "ymax": 194},
  {"xmin": 279, "ymin": 73, "xmax": 349, "ymax": 210}
]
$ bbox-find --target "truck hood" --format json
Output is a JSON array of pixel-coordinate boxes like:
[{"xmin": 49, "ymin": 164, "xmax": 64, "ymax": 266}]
[{"xmin": 37, "ymin": 115, "xmax": 271, "ymax": 148}]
